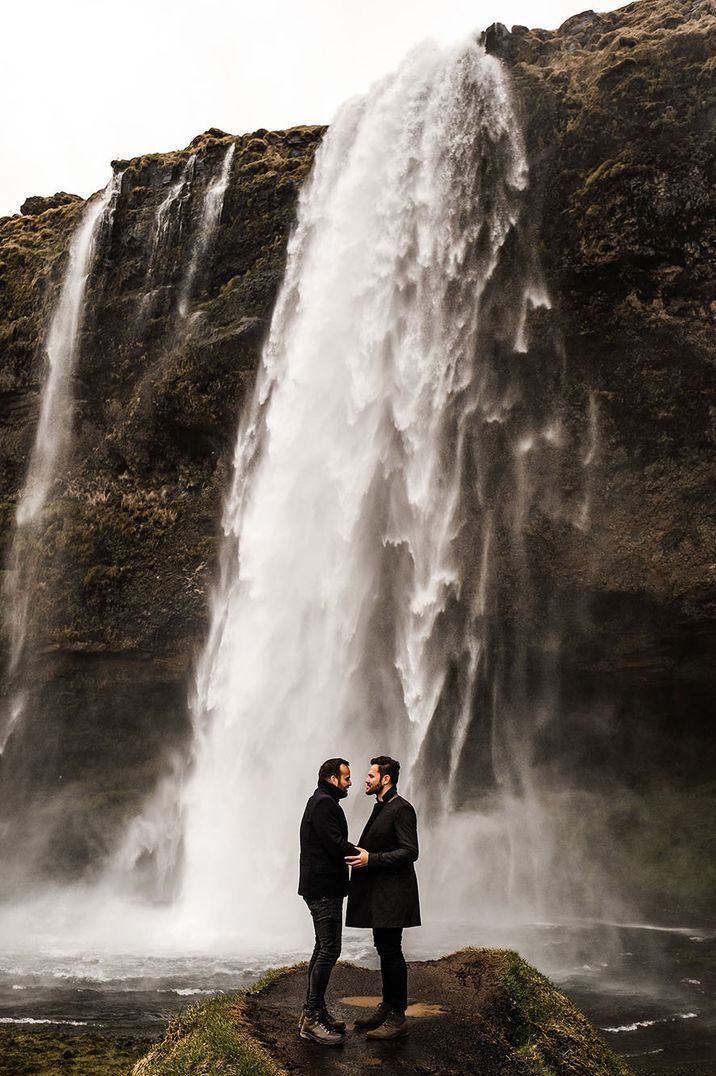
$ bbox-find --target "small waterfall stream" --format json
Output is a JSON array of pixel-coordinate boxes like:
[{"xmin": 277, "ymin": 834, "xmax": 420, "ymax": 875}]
[
  {"xmin": 177, "ymin": 142, "xmax": 235, "ymax": 319},
  {"xmin": 0, "ymin": 172, "xmax": 122, "ymax": 754},
  {"xmin": 140, "ymin": 153, "xmax": 197, "ymax": 318}
]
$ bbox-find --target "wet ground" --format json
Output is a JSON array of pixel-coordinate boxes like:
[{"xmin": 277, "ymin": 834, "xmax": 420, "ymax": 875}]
[{"xmin": 245, "ymin": 958, "xmax": 528, "ymax": 1075}]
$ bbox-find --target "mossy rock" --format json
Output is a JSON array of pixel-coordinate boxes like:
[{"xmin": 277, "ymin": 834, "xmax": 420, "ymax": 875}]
[
  {"xmin": 132, "ymin": 949, "xmax": 631, "ymax": 1075},
  {"xmin": 0, "ymin": 1029, "xmax": 149, "ymax": 1076}
]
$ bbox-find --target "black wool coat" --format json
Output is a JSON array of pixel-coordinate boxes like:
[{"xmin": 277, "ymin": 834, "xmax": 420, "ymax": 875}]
[
  {"xmin": 298, "ymin": 781, "xmax": 358, "ymax": 899},
  {"xmin": 345, "ymin": 788, "xmax": 421, "ymax": 929}
]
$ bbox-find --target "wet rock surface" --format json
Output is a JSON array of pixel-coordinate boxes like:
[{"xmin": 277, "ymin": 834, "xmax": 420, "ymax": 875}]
[{"xmin": 245, "ymin": 959, "xmax": 527, "ymax": 1075}]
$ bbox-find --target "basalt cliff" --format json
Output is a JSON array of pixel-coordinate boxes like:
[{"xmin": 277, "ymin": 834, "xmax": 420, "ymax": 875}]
[{"xmin": 0, "ymin": 0, "xmax": 713, "ymax": 917}]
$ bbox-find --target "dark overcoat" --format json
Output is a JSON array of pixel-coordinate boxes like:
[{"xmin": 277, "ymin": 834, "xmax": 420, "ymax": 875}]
[
  {"xmin": 345, "ymin": 788, "xmax": 421, "ymax": 929},
  {"xmin": 298, "ymin": 781, "xmax": 358, "ymax": 899}
]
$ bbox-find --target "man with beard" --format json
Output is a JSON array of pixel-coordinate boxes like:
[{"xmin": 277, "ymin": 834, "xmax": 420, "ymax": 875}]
[
  {"xmin": 298, "ymin": 757, "xmax": 358, "ymax": 1046},
  {"xmin": 345, "ymin": 756, "xmax": 420, "ymax": 1040}
]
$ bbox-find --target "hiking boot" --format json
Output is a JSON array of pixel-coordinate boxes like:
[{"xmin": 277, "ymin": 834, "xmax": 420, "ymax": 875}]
[
  {"xmin": 366, "ymin": 1009, "xmax": 408, "ymax": 1040},
  {"xmin": 321, "ymin": 1007, "xmax": 346, "ymax": 1033},
  {"xmin": 299, "ymin": 1006, "xmax": 346, "ymax": 1034},
  {"xmin": 354, "ymin": 1000, "xmax": 389, "ymax": 1031},
  {"xmin": 300, "ymin": 1008, "xmax": 345, "ymax": 1046}
]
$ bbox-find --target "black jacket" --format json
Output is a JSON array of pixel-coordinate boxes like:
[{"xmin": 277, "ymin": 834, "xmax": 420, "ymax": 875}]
[
  {"xmin": 298, "ymin": 781, "xmax": 358, "ymax": 899},
  {"xmin": 346, "ymin": 787, "xmax": 421, "ymax": 929}
]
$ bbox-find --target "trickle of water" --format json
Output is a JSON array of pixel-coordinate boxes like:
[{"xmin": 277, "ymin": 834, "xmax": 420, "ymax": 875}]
[
  {"xmin": 1, "ymin": 171, "xmax": 122, "ymax": 752},
  {"xmin": 17, "ymin": 173, "xmax": 122, "ymax": 529},
  {"xmin": 177, "ymin": 143, "xmax": 235, "ymax": 318},
  {"xmin": 140, "ymin": 154, "xmax": 196, "ymax": 316}
]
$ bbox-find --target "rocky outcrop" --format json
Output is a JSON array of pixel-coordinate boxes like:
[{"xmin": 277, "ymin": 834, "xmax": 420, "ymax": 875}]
[
  {"xmin": 131, "ymin": 949, "xmax": 631, "ymax": 1076},
  {"xmin": 0, "ymin": 0, "xmax": 713, "ymax": 912},
  {"xmin": 19, "ymin": 192, "xmax": 82, "ymax": 216}
]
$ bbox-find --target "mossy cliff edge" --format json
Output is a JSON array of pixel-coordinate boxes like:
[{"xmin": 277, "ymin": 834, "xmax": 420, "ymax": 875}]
[
  {"xmin": 131, "ymin": 949, "xmax": 631, "ymax": 1076},
  {"xmin": 0, "ymin": 0, "xmax": 713, "ymax": 917}
]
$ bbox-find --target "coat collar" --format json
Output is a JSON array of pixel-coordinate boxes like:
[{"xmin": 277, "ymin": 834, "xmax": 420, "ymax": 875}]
[{"xmin": 317, "ymin": 779, "xmax": 346, "ymax": 801}]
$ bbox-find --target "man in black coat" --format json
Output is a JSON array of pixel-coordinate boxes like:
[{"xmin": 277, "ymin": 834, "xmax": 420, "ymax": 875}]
[
  {"xmin": 298, "ymin": 757, "xmax": 358, "ymax": 1046},
  {"xmin": 345, "ymin": 755, "xmax": 420, "ymax": 1040}
]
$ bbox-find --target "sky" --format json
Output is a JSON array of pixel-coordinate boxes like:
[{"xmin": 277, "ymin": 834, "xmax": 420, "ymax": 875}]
[{"xmin": 2, "ymin": 0, "xmax": 633, "ymax": 217}]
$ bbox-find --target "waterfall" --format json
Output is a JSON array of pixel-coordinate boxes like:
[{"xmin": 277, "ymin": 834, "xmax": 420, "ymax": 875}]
[
  {"xmin": 177, "ymin": 143, "xmax": 235, "ymax": 319},
  {"xmin": 1, "ymin": 172, "xmax": 122, "ymax": 753},
  {"xmin": 140, "ymin": 154, "xmax": 196, "ymax": 317},
  {"xmin": 118, "ymin": 39, "xmax": 600, "ymax": 941}
]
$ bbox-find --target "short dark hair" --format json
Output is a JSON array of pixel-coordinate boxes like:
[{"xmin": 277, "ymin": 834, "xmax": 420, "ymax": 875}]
[
  {"xmin": 371, "ymin": 755, "xmax": 400, "ymax": 786},
  {"xmin": 319, "ymin": 758, "xmax": 349, "ymax": 782}
]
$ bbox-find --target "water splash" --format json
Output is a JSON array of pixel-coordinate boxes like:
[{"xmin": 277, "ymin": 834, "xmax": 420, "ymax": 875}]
[{"xmin": 1, "ymin": 172, "xmax": 122, "ymax": 752}]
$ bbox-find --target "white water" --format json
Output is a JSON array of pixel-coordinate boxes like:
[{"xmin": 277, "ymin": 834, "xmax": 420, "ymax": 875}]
[
  {"xmin": 0, "ymin": 172, "xmax": 122, "ymax": 753},
  {"xmin": 110, "ymin": 38, "xmax": 602, "ymax": 946},
  {"xmin": 177, "ymin": 142, "xmax": 235, "ymax": 318},
  {"xmin": 16, "ymin": 173, "xmax": 122, "ymax": 530}
]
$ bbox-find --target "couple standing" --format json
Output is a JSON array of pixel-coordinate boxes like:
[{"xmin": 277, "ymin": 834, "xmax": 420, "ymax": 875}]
[{"xmin": 298, "ymin": 755, "xmax": 421, "ymax": 1046}]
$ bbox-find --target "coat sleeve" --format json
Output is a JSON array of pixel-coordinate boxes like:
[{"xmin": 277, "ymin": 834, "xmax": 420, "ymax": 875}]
[
  {"xmin": 312, "ymin": 798, "xmax": 358, "ymax": 858},
  {"xmin": 368, "ymin": 803, "xmax": 419, "ymax": 869}
]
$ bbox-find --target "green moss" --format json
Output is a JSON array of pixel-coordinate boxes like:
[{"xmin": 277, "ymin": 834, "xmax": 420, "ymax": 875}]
[
  {"xmin": 0, "ymin": 1029, "xmax": 149, "ymax": 1076},
  {"xmin": 582, "ymin": 159, "xmax": 631, "ymax": 190},
  {"xmin": 131, "ymin": 969, "xmax": 289, "ymax": 1076},
  {"xmin": 500, "ymin": 950, "xmax": 631, "ymax": 1076},
  {"xmin": 84, "ymin": 564, "xmax": 122, "ymax": 586}
]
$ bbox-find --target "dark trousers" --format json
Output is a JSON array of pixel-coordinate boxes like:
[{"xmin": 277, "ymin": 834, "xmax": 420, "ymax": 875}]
[
  {"xmin": 373, "ymin": 927, "xmax": 407, "ymax": 1013},
  {"xmin": 304, "ymin": 896, "xmax": 343, "ymax": 1010}
]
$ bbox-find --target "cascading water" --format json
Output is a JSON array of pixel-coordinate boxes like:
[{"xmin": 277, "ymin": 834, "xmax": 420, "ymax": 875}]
[
  {"xmin": 140, "ymin": 154, "xmax": 196, "ymax": 317},
  {"xmin": 112, "ymin": 37, "xmax": 603, "ymax": 945},
  {"xmin": 177, "ymin": 142, "xmax": 235, "ymax": 319},
  {"xmin": 0, "ymin": 172, "xmax": 122, "ymax": 753}
]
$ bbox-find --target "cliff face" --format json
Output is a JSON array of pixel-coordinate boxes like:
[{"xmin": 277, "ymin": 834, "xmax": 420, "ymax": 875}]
[
  {"xmin": 0, "ymin": 126, "xmax": 324, "ymax": 876},
  {"xmin": 0, "ymin": 0, "xmax": 713, "ymax": 910},
  {"xmin": 486, "ymin": 0, "xmax": 715, "ymax": 778}
]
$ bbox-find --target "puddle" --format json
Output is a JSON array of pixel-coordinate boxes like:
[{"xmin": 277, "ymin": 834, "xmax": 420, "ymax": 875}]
[{"xmin": 341, "ymin": 996, "xmax": 449, "ymax": 1017}]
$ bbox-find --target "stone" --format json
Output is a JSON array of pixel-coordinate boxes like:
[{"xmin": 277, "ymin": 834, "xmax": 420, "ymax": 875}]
[{"xmin": 19, "ymin": 192, "xmax": 82, "ymax": 215}]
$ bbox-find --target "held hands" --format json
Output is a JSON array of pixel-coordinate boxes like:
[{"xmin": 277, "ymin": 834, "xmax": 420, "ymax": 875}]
[{"xmin": 345, "ymin": 847, "xmax": 369, "ymax": 868}]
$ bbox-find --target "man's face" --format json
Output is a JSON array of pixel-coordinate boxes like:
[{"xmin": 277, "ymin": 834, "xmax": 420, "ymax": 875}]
[
  {"xmin": 365, "ymin": 764, "xmax": 386, "ymax": 796},
  {"xmin": 329, "ymin": 763, "xmax": 352, "ymax": 792}
]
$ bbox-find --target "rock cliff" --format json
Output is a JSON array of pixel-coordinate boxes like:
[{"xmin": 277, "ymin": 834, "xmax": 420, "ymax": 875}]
[{"xmin": 0, "ymin": 0, "xmax": 713, "ymax": 914}]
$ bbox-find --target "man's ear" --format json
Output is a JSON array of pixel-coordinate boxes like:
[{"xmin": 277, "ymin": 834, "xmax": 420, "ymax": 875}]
[{"xmin": 328, "ymin": 774, "xmax": 338, "ymax": 787}]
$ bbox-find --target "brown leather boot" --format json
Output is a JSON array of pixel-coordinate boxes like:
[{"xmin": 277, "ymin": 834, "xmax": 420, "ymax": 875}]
[
  {"xmin": 354, "ymin": 1000, "xmax": 389, "ymax": 1031},
  {"xmin": 299, "ymin": 1006, "xmax": 346, "ymax": 1034},
  {"xmin": 366, "ymin": 1009, "xmax": 408, "ymax": 1039},
  {"xmin": 300, "ymin": 1008, "xmax": 345, "ymax": 1046},
  {"xmin": 321, "ymin": 1007, "xmax": 347, "ymax": 1033}
]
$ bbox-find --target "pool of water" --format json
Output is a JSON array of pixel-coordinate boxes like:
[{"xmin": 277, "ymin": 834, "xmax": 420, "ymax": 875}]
[{"xmin": 0, "ymin": 920, "xmax": 712, "ymax": 1071}]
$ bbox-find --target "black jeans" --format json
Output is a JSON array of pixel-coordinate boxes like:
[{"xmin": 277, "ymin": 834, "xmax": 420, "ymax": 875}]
[
  {"xmin": 373, "ymin": 927, "xmax": 407, "ymax": 1013},
  {"xmin": 304, "ymin": 896, "xmax": 343, "ymax": 1011}
]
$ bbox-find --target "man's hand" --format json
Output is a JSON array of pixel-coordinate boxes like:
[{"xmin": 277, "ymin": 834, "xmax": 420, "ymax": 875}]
[{"xmin": 345, "ymin": 847, "xmax": 369, "ymax": 868}]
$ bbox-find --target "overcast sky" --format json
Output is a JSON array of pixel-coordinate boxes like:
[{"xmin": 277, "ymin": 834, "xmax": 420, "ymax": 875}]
[{"xmin": 2, "ymin": 0, "xmax": 633, "ymax": 217}]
